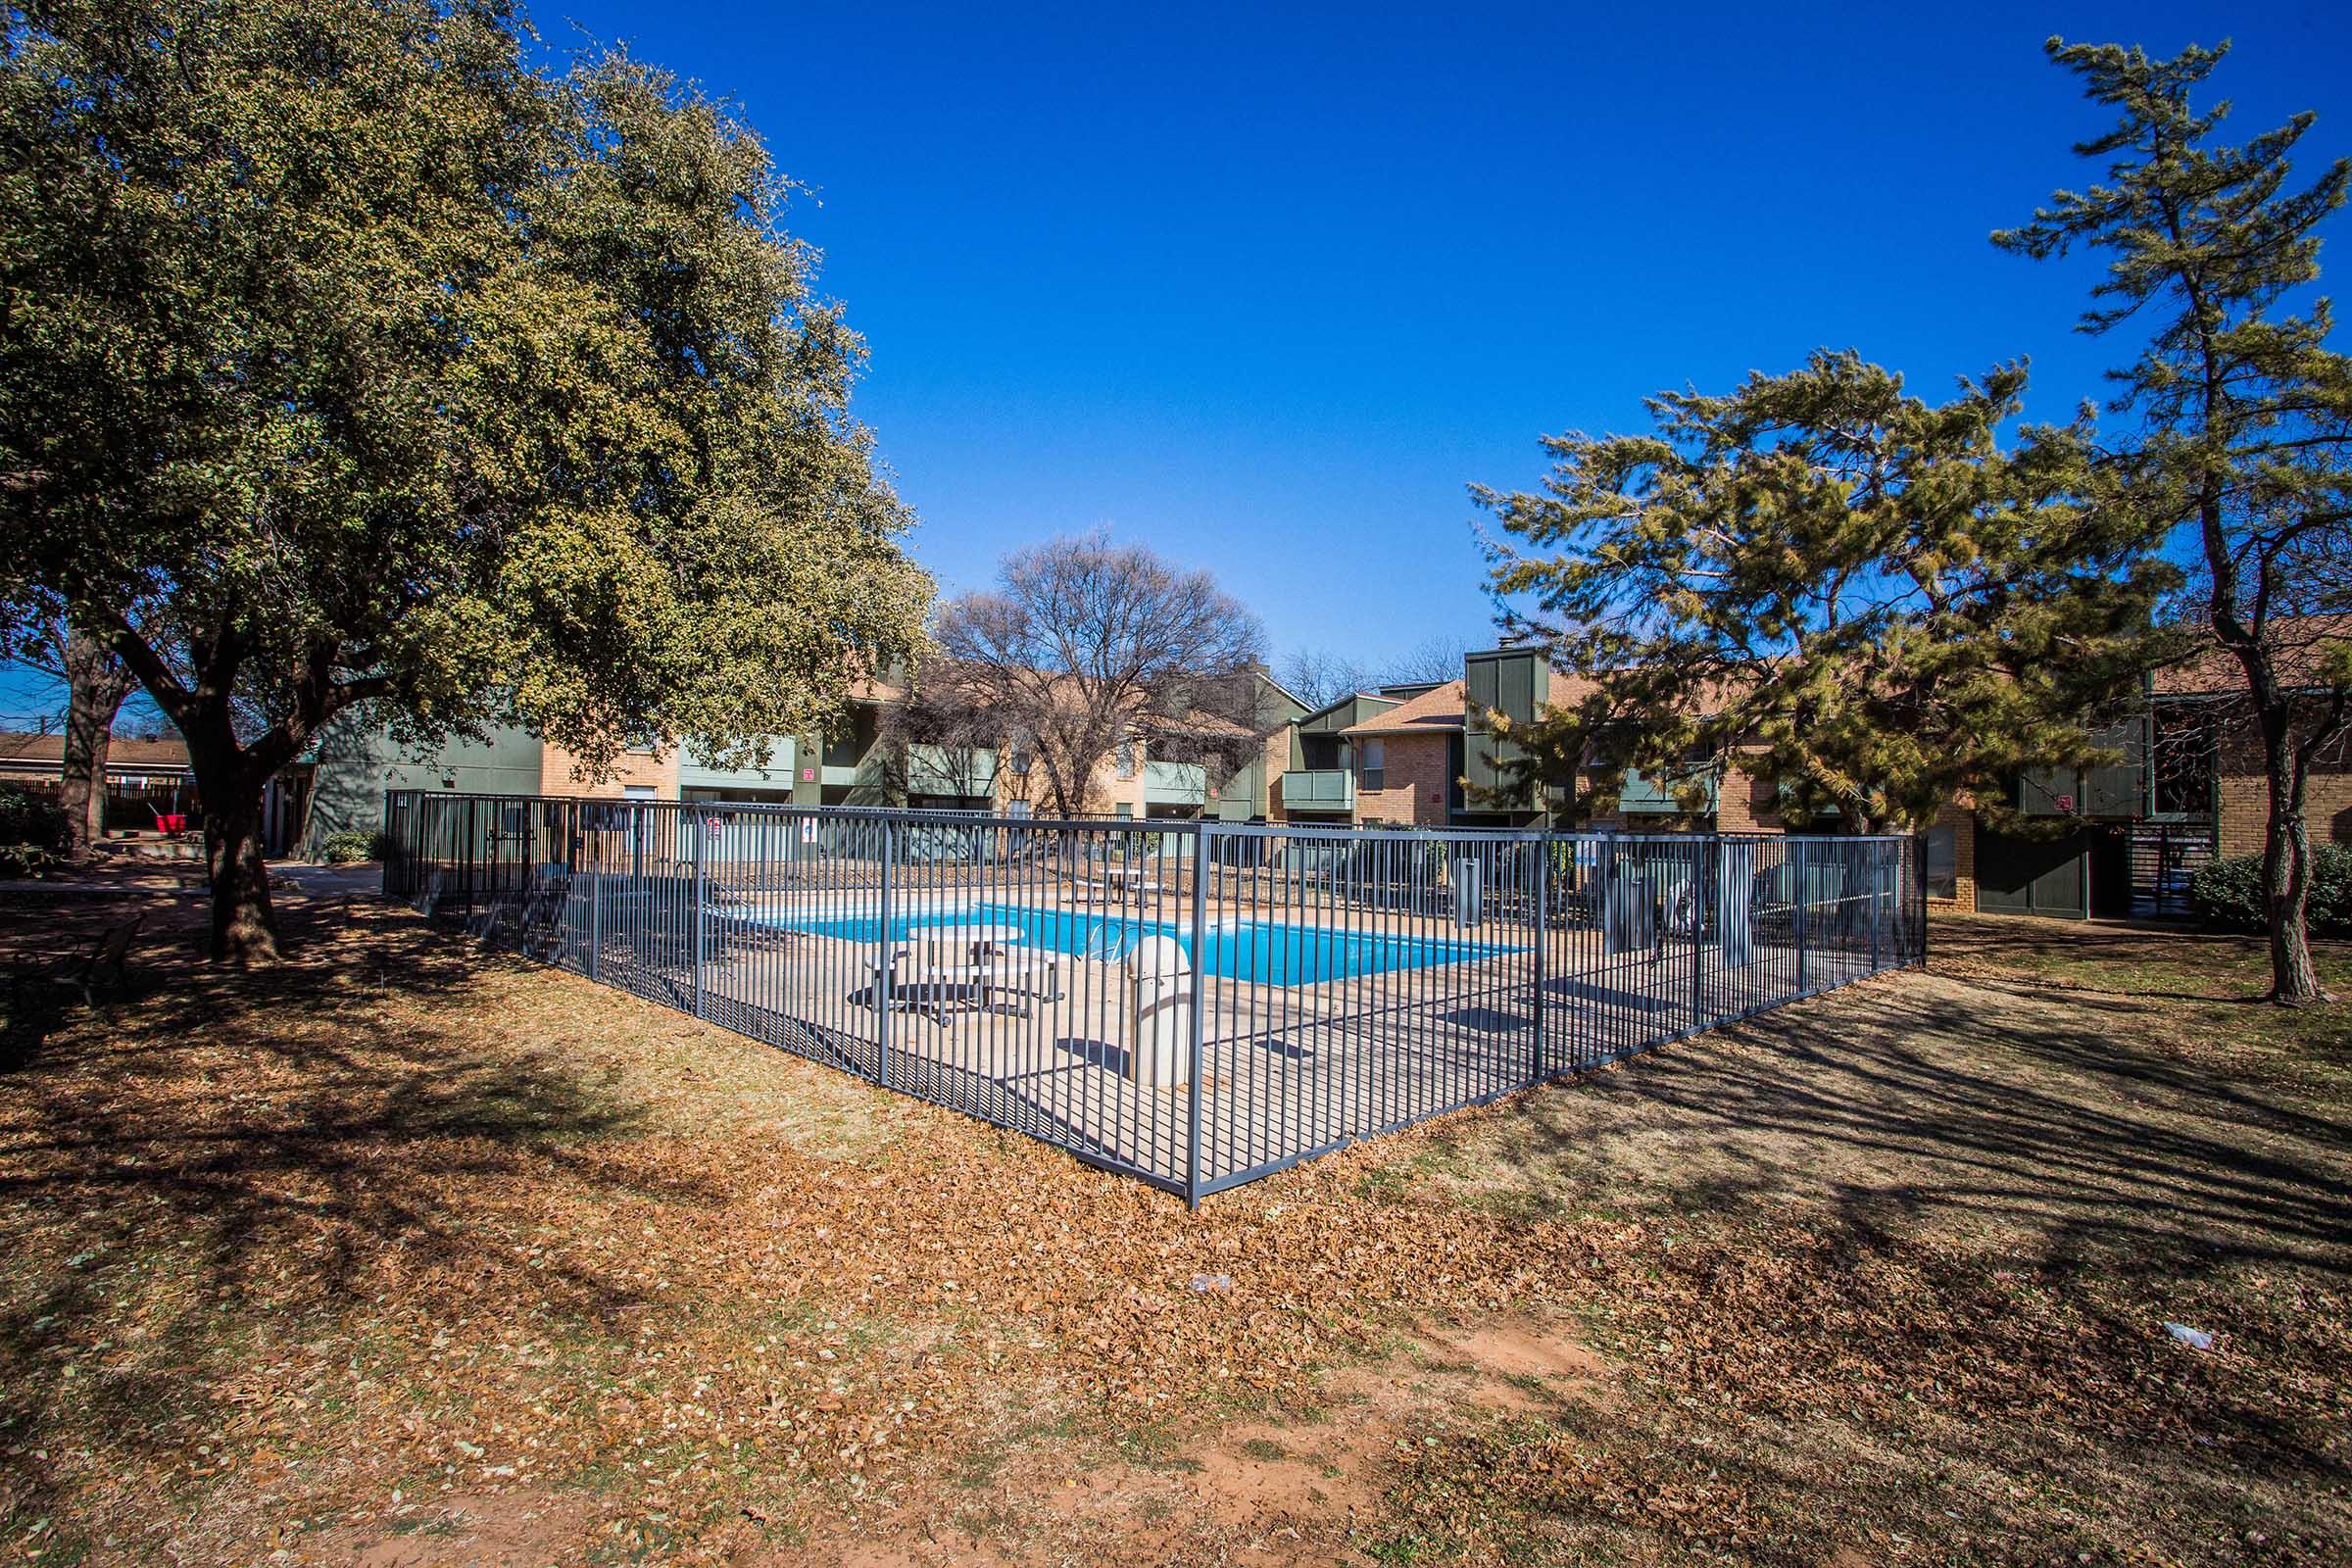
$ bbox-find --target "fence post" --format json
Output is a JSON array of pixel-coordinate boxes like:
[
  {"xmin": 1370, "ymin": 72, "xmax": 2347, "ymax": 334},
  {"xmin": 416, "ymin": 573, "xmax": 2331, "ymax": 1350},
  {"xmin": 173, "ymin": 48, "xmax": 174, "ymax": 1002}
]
[
  {"xmin": 1185, "ymin": 820, "xmax": 1210, "ymax": 1207},
  {"xmin": 1531, "ymin": 836, "xmax": 1547, "ymax": 1085},
  {"xmin": 1870, "ymin": 841, "xmax": 1884, "ymax": 973},
  {"xmin": 691, "ymin": 809, "xmax": 707, "ymax": 1020},
  {"xmin": 588, "ymin": 822, "xmax": 602, "ymax": 983},
  {"xmin": 1792, "ymin": 839, "xmax": 1808, "ymax": 996},
  {"xmin": 1916, "ymin": 832, "xmax": 1930, "ymax": 967},
  {"xmin": 874, "ymin": 820, "xmax": 894, "ymax": 1088},
  {"xmin": 1691, "ymin": 838, "xmax": 1705, "ymax": 1028}
]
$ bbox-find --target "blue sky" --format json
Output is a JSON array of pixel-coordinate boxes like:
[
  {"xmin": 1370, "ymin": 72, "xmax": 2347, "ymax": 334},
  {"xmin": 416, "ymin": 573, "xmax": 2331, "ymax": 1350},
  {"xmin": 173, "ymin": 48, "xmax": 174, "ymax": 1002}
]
[
  {"xmin": 528, "ymin": 0, "xmax": 2348, "ymax": 667},
  {"xmin": 7, "ymin": 1, "xmax": 2348, "ymax": 728}
]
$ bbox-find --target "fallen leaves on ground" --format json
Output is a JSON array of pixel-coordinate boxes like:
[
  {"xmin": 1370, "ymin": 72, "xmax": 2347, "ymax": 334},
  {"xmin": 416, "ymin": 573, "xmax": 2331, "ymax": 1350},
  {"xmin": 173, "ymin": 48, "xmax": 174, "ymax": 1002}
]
[{"xmin": 0, "ymin": 900, "xmax": 2345, "ymax": 1565}]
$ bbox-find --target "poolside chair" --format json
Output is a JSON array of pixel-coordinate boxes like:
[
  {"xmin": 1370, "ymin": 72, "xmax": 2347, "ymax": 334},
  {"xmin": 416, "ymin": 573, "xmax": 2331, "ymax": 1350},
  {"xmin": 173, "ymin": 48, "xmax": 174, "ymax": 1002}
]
[
  {"xmin": 515, "ymin": 861, "xmax": 572, "ymax": 961},
  {"xmin": 1069, "ymin": 863, "xmax": 1149, "ymax": 905},
  {"xmin": 16, "ymin": 910, "xmax": 145, "ymax": 1010}
]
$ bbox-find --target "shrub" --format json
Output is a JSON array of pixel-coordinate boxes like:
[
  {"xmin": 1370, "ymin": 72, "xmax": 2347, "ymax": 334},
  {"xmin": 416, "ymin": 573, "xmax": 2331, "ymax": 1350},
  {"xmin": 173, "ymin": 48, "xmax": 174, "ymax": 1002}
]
[
  {"xmin": 318, "ymin": 828, "xmax": 381, "ymax": 865},
  {"xmin": 0, "ymin": 844, "xmax": 55, "ymax": 879},
  {"xmin": 2188, "ymin": 844, "xmax": 2352, "ymax": 937},
  {"xmin": 0, "ymin": 781, "xmax": 71, "ymax": 863}
]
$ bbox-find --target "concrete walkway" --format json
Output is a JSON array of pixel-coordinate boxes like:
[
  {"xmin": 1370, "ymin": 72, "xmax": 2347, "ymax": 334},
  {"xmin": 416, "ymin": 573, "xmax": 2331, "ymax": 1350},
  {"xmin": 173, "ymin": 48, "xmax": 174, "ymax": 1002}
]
[{"xmin": 0, "ymin": 860, "xmax": 383, "ymax": 900}]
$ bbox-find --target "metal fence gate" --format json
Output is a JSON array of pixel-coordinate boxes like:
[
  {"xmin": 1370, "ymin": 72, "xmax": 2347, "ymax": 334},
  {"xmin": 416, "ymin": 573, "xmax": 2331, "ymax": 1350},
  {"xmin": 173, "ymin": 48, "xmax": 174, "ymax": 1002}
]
[{"xmin": 380, "ymin": 792, "xmax": 1926, "ymax": 1202}]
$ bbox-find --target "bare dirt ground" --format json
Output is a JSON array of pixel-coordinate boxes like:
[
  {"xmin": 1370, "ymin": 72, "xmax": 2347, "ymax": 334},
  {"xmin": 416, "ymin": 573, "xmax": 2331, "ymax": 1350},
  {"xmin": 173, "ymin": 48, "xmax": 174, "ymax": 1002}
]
[{"xmin": 1, "ymin": 893, "xmax": 2345, "ymax": 1566}]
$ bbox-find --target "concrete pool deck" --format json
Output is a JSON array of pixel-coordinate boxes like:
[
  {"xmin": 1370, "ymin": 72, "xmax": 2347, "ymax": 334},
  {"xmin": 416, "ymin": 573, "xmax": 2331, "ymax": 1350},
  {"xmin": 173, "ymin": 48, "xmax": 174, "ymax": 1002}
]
[{"xmin": 574, "ymin": 880, "xmax": 1889, "ymax": 1193}]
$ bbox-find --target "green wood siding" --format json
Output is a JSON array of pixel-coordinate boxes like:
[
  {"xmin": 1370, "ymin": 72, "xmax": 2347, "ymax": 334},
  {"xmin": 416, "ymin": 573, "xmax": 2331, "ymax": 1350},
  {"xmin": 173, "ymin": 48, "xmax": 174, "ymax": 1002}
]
[
  {"xmin": 1462, "ymin": 649, "xmax": 1550, "ymax": 807},
  {"xmin": 1975, "ymin": 826, "xmax": 2090, "ymax": 918},
  {"xmin": 302, "ymin": 714, "xmax": 543, "ymax": 855},
  {"xmin": 1144, "ymin": 760, "xmax": 1207, "ymax": 806}
]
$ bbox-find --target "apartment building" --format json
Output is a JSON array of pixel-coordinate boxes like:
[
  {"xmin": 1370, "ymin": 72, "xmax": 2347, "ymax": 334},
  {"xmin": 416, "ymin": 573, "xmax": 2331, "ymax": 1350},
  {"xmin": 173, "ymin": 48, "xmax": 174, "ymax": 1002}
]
[
  {"xmin": 302, "ymin": 669, "xmax": 1309, "ymax": 852},
  {"xmin": 1253, "ymin": 631, "xmax": 2352, "ymax": 922}
]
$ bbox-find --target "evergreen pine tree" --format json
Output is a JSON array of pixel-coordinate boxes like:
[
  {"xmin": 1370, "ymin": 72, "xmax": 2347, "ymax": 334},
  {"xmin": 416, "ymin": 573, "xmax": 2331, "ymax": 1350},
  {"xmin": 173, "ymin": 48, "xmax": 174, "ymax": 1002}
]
[{"xmin": 1996, "ymin": 38, "xmax": 2352, "ymax": 1004}]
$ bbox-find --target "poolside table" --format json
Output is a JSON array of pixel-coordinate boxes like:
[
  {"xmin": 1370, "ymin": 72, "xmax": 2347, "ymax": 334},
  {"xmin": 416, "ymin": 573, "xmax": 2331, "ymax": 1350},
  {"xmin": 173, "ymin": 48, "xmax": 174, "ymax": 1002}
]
[{"xmin": 882, "ymin": 923, "xmax": 1061, "ymax": 1021}]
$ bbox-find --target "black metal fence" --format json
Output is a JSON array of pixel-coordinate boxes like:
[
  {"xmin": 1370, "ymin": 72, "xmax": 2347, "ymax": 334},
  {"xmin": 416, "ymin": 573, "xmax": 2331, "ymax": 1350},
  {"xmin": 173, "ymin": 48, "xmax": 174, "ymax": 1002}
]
[{"xmin": 381, "ymin": 791, "xmax": 1926, "ymax": 1201}]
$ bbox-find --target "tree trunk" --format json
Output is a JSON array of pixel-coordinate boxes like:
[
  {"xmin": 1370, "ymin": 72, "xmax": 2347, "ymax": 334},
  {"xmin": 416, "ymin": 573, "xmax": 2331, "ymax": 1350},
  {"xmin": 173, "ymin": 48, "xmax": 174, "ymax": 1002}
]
[
  {"xmin": 180, "ymin": 708, "xmax": 282, "ymax": 966},
  {"xmin": 2260, "ymin": 746, "xmax": 2324, "ymax": 1005},
  {"xmin": 202, "ymin": 788, "xmax": 281, "ymax": 966},
  {"xmin": 100, "ymin": 619, "xmax": 337, "ymax": 965},
  {"xmin": 58, "ymin": 625, "xmax": 134, "ymax": 862}
]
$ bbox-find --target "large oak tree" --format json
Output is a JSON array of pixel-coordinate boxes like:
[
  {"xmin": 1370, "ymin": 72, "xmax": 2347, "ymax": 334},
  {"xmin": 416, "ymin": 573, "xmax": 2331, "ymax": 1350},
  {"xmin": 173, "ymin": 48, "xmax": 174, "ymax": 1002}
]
[{"xmin": 0, "ymin": 0, "xmax": 930, "ymax": 960}]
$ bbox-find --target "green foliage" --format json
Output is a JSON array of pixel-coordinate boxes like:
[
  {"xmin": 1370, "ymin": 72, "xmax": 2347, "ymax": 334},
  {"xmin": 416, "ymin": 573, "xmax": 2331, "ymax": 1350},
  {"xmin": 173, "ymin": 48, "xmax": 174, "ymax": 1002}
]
[
  {"xmin": 0, "ymin": 845, "xmax": 53, "ymax": 878},
  {"xmin": 1997, "ymin": 37, "xmax": 2352, "ymax": 1000},
  {"xmin": 0, "ymin": 782, "xmax": 70, "ymax": 858},
  {"xmin": 317, "ymin": 830, "xmax": 382, "ymax": 865},
  {"xmin": 1477, "ymin": 351, "xmax": 2178, "ymax": 832},
  {"xmin": 2191, "ymin": 847, "xmax": 2352, "ymax": 937},
  {"xmin": 0, "ymin": 0, "xmax": 930, "ymax": 769},
  {"xmin": 0, "ymin": 0, "xmax": 931, "ymax": 953}
]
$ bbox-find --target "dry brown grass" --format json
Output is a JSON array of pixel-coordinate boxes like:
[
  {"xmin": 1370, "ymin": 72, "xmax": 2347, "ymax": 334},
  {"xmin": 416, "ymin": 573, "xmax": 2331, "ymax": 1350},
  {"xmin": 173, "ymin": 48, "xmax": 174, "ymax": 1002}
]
[{"xmin": 0, "ymin": 900, "xmax": 2345, "ymax": 1566}]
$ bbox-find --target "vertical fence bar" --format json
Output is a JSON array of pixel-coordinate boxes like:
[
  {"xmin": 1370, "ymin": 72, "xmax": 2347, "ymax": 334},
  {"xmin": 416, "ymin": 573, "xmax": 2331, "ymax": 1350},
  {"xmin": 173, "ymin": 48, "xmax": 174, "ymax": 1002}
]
[
  {"xmin": 1693, "ymin": 832, "xmax": 1712, "ymax": 1029},
  {"xmin": 1792, "ymin": 839, "xmax": 1809, "ymax": 997},
  {"xmin": 1185, "ymin": 820, "xmax": 1209, "ymax": 1207},
  {"xmin": 1916, "ymin": 831, "xmax": 1930, "ymax": 967},
  {"xmin": 874, "ymin": 818, "xmax": 894, "ymax": 1088},
  {"xmin": 691, "ymin": 808, "xmax": 707, "ymax": 1020},
  {"xmin": 1531, "ymin": 836, "xmax": 1548, "ymax": 1084},
  {"xmin": 1870, "ymin": 841, "xmax": 1884, "ymax": 974}
]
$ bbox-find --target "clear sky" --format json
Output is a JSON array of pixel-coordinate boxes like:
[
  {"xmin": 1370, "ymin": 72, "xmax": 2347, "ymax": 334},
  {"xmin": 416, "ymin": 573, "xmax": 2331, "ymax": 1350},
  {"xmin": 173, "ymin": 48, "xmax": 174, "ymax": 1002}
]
[
  {"xmin": 523, "ymin": 0, "xmax": 2349, "ymax": 668},
  {"xmin": 6, "ymin": 1, "xmax": 2348, "ymax": 729}
]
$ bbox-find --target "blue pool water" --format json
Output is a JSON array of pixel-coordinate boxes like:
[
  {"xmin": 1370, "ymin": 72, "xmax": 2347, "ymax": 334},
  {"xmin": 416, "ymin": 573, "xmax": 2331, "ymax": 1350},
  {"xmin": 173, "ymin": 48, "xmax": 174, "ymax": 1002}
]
[{"xmin": 751, "ymin": 901, "xmax": 1514, "ymax": 988}]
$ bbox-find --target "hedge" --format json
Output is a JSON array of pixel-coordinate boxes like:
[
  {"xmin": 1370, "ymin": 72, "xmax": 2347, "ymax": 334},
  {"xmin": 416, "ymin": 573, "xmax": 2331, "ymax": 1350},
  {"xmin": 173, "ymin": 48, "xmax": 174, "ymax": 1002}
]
[
  {"xmin": 0, "ymin": 785, "xmax": 70, "ymax": 869},
  {"xmin": 2188, "ymin": 843, "xmax": 2352, "ymax": 937},
  {"xmin": 317, "ymin": 829, "xmax": 388, "ymax": 865}
]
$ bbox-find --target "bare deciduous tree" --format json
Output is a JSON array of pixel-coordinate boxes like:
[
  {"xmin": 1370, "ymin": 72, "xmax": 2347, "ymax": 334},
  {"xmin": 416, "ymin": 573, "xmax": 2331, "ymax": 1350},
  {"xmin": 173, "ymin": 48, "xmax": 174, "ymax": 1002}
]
[
  {"xmin": 1276, "ymin": 637, "xmax": 1476, "ymax": 710},
  {"xmin": 917, "ymin": 535, "xmax": 1268, "ymax": 817},
  {"xmin": 1273, "ymin": 648, "xmax": 1377, "ymax": 711},
  {"xmin": 1381, "ymin": 636, "xmax": 1475, "ymax": 688}
]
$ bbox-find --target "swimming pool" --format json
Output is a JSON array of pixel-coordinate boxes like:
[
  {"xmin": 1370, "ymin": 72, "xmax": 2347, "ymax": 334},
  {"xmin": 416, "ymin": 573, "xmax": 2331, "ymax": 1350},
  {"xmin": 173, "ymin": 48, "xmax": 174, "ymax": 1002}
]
[{"xmin": 747, "ymin": 900, "xmax": 1516, "ymax": 988}]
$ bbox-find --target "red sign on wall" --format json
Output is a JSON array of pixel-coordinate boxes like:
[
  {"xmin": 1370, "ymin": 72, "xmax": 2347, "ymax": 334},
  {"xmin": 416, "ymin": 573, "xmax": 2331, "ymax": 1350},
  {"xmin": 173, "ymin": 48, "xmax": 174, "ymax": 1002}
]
[{"xmin": 2055, "ymin": 794, "xmax": 2076, "ymax": 813}]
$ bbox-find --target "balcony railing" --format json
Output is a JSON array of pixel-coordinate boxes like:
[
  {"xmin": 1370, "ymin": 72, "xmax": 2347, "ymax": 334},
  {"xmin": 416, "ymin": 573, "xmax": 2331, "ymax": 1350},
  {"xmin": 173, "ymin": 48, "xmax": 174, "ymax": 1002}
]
[
  {"xmin": 1280, "ymin": 767, "xmax": 1356, "ymax": 812},
  {"xmin": 1143, "ymin": 760, "xmax": 1207, "ymax": 806},
  {"xmin": 1618, "ymin": 766, "xmax": 1719, "ymax": 814}
]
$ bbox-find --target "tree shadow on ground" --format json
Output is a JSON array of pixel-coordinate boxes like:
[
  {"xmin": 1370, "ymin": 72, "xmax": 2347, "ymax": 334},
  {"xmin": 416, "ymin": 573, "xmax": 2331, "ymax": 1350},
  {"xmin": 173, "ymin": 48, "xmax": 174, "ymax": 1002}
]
[
  {"xmin": 0, "ymin": 894, "xmax": 726, "ymax": 1541},
  {"xmin": 1401, "ymin": 939, "xmax": 2352, "ymax": 1550},
  {"xmin": 1479, "ymin": 968, "xmax": 2352, "ymax": 1277}
]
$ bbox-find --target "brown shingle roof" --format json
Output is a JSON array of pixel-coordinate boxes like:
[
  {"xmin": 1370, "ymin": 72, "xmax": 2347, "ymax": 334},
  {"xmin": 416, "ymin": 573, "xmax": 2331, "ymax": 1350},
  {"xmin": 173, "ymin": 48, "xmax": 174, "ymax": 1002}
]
[
  {"xmin": 0, "ymin": 731, "xmax": 191, "ymax": 769},
  {"xmin": 2153, "ymin": 614, "xmax": 2352, "ymax": 697},
  {"xmin": 1340, "ymin": 680, "xmax": 1466, "ymax": 737}
]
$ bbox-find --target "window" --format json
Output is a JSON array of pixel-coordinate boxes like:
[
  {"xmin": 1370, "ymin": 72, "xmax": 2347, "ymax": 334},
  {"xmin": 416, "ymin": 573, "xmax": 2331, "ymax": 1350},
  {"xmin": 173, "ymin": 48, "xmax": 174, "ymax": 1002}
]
[
  {"xmin": 2151, "ymin": 705, "xmax": 2215, "ymax": 818},
  {"xmin": 1359, "ymin": 739, "xmax": 1386, "ymax": 791},
  {"xmin": 1113, "ymin": 802, "xmax": 1133, "ymax": 819},
  {"xmin": 1007, "ymin": 729, "xmax": 1033, "ymax": 777},
  {"xmin": 1926, "ymin": 824, "xmax": 1958, "ymax": 900},
  {"xmin": 623, "ymin": 784, "xmax": 657, "ymax": 802},
  {"xmin": 1115, "ymin": 738, "xmax": 1138, "ymax": 780}
]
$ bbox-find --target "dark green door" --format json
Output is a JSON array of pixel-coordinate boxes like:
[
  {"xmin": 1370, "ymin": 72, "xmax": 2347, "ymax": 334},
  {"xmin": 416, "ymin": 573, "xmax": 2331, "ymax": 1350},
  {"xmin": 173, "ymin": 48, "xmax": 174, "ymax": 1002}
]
[{"xmin": 1975, "ymin": 827, "xmax": 2090, "ymax": 919}]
